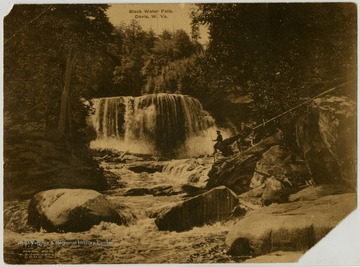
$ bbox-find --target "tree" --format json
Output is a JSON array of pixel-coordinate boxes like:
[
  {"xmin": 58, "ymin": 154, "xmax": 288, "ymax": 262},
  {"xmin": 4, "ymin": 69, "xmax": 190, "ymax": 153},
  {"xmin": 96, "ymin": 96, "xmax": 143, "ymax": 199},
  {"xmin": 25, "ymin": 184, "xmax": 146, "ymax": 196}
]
[
  {"xmin": 4, "ymin": 4, "xmax": 115, "ymax": 141},
  {"xmin": 173, "ymin": 30, "xmax": 195, "ymax": 59},
  {"xmin": 192, "ymin": 3, "xmax": 357, "ymax": 124},
  {"xmin": 112, "ymin": 21, "xmax": 156, "ymax": 96},
  {"xmin": 141, "ymin": 29, "xmax": 200, "ymax": 94}
]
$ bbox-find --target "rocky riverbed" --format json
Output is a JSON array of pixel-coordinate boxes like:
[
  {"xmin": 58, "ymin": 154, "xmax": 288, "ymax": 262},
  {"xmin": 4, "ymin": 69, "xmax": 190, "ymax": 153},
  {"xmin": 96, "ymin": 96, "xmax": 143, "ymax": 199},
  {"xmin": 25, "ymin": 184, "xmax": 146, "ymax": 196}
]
[
  {"xmin": 4, "ymin": 151, "xmax": 242, "ymax": 264},
  {"xmin": 3, "ymin": 95, "xmax": 357, "ymax": 264},
  {"xmin": 4, "ymin": 148, "xmax": 357, "ymax": 264}
]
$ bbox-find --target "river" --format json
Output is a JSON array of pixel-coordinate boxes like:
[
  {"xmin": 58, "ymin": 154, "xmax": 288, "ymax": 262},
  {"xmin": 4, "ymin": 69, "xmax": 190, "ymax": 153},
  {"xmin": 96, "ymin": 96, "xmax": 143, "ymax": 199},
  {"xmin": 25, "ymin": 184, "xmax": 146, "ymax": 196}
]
[{"xmin": 4, "ymin": 149, "xmax": 242, "ymax": 264}]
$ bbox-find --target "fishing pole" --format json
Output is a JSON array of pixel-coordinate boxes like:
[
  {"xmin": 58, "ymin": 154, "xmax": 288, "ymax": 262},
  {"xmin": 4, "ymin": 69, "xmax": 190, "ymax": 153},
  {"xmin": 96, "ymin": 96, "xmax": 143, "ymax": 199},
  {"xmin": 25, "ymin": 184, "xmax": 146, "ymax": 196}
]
[{"xmin": 252, "ymin": 81, "xmax": 352, "ymax": 131}]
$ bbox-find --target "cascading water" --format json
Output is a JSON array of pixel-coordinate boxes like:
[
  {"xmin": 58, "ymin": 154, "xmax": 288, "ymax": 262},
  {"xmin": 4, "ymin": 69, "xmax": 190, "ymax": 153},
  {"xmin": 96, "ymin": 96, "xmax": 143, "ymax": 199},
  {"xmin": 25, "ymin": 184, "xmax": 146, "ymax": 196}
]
[
  {"xmin": 161, "ymin": 158, "xmax": 213, "ymax": 186},
  {"xmin": 5, "ymin": 94, "xmax": 232, "ymax": 264},
  {"xmin": 90, "ymin": 94, "xmax": 218, "ymax": 157}
]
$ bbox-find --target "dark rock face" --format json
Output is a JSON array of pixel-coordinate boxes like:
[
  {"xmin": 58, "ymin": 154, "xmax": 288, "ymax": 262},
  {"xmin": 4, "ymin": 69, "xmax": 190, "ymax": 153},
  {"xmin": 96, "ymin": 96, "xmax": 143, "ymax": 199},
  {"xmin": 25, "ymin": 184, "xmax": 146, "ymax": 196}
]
[
  {"xmin": 226, "ymin": 193, "xmax": 356, "ymax": 257},
  {"xmin": 208, "ymin": 95, "xmax": 355, "ymax": 203},
  {"xmin": 28, "ymin": 189, "xmax": 125, "ymax": 232},
  {"xmin": 250, "ymin": 145, "xmax": 310, "ymax": 205},
  {"xmin": 127, "ymin": 161, "xmax": 165, "ymax": 173},
  {"xmin": 155, "ymin": 186, "xmax": 239, "ymax": 232},
  {"xmin": 4, "ymin": 129, "xmax": 107, "ymax": 200},
  {"xmin": 296, "ymin": 96, "xmax": 356, "ymax": 188},
  {"xmin": 207, "ymin": 132, "xmax": 283, "ymax": 194},
  {"xmin": 128, "ymin": 166, "xmax": 159, "ymax": 173},
  {"xmin": 250, "ymin": 145, "xmax": 310, "ymax": 188},
  {"xmin": 261, "ymin": 177, "xmax": 289, "ymax": 205}
]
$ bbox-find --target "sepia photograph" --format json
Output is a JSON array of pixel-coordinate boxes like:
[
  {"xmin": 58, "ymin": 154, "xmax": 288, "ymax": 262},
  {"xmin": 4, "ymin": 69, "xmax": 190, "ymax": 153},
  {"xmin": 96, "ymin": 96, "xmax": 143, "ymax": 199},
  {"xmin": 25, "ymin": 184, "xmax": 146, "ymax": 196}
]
[{"xmin": 2, "ymin": 2, "xmax": 358, "ymax": 264}]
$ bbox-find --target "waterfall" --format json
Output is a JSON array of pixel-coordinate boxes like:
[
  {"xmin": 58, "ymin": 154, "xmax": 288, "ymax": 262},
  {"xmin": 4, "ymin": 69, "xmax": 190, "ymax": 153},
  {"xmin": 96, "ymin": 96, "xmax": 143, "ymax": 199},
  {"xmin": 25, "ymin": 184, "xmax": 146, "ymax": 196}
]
[{"xmin": 90, "ymin": 94, "xmax": 218, "ymax": 157}]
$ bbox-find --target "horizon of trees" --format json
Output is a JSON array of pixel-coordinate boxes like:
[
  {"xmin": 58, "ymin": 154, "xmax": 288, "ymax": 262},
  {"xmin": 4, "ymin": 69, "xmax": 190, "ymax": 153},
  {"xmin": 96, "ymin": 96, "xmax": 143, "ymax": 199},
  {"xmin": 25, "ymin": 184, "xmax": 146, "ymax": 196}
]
[
  {"xmin": 110, "ymin": 21, "xmax": 203, "ymax": 97},
  {"xmin": 4, "ymin": 3, "xmax": 357, "ymax": 141}
]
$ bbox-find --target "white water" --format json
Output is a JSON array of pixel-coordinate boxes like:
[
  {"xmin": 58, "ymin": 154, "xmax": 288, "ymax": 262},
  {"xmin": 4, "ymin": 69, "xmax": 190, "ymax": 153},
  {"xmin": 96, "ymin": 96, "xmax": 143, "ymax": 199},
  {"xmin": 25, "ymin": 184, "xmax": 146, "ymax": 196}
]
[
  {"xmin": 4, "ymin": 154, "xmax": 237, "ymax": 264},
  {"xmin": 4, "ymin": 94, "xmax": 237, "ymax": 263},
  {"xmin": 90, "ymin": 94, "xmax": 224, "ymax": 157},
  {"xmin": 161, "ymin": 158, "xmax": 213, "ymax": 187}
]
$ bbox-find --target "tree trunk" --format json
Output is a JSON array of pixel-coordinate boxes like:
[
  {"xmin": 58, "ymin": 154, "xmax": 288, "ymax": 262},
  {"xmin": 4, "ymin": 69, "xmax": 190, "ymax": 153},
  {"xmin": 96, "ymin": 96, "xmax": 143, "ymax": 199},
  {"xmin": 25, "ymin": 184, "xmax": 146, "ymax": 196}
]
[{"xmin": 58, "ymin": 49, "xmax": 76, "ymax": 138}]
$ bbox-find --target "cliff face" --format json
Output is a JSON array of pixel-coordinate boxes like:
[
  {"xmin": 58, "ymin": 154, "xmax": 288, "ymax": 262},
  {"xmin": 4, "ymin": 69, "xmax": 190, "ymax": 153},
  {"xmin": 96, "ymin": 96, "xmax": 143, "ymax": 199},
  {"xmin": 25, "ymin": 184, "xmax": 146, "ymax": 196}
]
[
  {"xmin": 206, "ymin": 95, "xmax": 357, "ymax": 205},
  {"xmin": 206, "ymin": 132, "xmax": 285, "ymax": 195},
  {"xmin": 296, "ymin": 95, "xmax": 357, "ymax": 188},
  {"xmin": 212, "ymin": 96, "xmax": 357, "ymax": 260},
  {"xmin": 4, "ymin": 124, "xmax": 107, "ymax": 200}
]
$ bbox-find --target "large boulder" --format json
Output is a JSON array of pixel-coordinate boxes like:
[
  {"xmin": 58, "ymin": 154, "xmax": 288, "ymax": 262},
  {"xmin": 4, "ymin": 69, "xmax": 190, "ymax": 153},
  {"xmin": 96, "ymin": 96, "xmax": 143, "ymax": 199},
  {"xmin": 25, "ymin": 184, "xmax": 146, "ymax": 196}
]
[
  {"xmin": 155, "ymin": 186, "xmax": 239, "ymax": 232},
  {"xmin": 226, "ymin": 193, "xmax": 356, "ymax": 257},
  {"xmin": 296, "ymin": 95, "xmax": 356, "ymax": 188},
  {"xmin": 249, "ymin": 145, "xmax": 310, "ymax": 205},
  {"xmin": 261, "ymin": 176, "xmax": 289, "ymax": 205},
  {"xmin": 28, "ymin": 189, "xmax": 125, "ymax": 232},
  {"xmin": 250, "ymin": 145, "xmax": 310, "ymax": 188},
  {"xmin": 288, "ymin": 184, "xmax": 354, "ymax": 202},
  {"xmin": 207, "ymin": 132, "xmax": 284, "ymax": 194}
]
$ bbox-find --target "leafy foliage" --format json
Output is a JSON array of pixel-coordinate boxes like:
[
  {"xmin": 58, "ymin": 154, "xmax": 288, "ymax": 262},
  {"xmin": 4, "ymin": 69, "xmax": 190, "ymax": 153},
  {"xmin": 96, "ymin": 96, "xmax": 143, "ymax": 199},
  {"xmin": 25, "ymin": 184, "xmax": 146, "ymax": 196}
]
[
  {"xmin": 111, "ymin": 21, "xmax": 156, "ymax": 96},
  {"xmin": 111, "ymin": 22, "xmax": 201, "ymax": 95},
  {"xmin": 192, "ymin": 3, "xmax": 357, "ymax": 123},
  {"xmin": 4, "ymin": 4, "xmax": 115, "ymax": 141},
  {"xmin": 142, "ymin": 29, "xmax": 201, "ymax": 94},
  {"xmin": 5, "ymin": 4, "xmax": 356, "ymax": 140}
]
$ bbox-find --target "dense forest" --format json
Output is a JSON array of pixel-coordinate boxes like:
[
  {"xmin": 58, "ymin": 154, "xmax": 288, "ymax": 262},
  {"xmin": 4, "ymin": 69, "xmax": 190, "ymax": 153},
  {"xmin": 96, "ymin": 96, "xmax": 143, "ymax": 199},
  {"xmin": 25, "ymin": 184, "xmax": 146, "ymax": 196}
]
[
  {"xmin": 3, "ymin": 4, "xmax": 357, "ymax": 263},
  {"xmin": 193, "ymin": 3, "xmax": 356, "ymax": 124},
  {"xmin": 4, "ymin": 3, "xmax": 356, "ymax": 142}
]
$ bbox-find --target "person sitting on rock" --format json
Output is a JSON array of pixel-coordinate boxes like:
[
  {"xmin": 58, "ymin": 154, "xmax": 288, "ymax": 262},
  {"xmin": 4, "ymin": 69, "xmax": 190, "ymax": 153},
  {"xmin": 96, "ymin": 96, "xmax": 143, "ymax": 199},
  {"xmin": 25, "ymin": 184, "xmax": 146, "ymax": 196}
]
[
  {"xmin": 213, "ymin": 130, "xmax": 223, "ymax": 154},
  {"xmin": 237, "ymin": 122, "xmax": 252, "ymax": 151}
]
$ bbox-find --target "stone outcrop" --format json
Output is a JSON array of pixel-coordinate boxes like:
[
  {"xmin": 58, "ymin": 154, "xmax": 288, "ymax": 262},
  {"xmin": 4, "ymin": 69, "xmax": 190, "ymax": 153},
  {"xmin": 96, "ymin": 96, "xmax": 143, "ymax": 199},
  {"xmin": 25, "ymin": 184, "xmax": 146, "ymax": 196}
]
[
  {"xmin": 226, "ymin": 193, "xmax": 356, "ymax": 257},
  {"xmin": 207, "ymin": 132, "xmax": 288, "ymax": 194},
  {"xmin": 127, "ymin": 161, "xmax": 165, "ymax": 173},
  {"xmin": 155, "ymin": 186, "xmax": 239, "ymax": 232},
  {"xmin": 28, "ymin": 189, "xmax": 125, "ymax": 232},
  {"xmin": 208, "ymin": 95, "xmax": 356, "ymax": 204},
  {"xmin": 296, "ymin": 95, "xmax": 356, "ymax": 188},
  {"xmin": 288, "ymin": 184, "xmax": 354, "ymax": 202},
  {"xmin": 4, "ymin": 127, "xmax": 107, "ymax": 200},
  {"xmin": 249, "ymin": 145, "xmax": 310, "ymax": 205},
  {"xmin": 261, "ymin": 176, "xmax": 289, "ymax": 205},
  {"xmin": 250, "ymin": 145, "xmax": 310, "ymax": 188}
]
